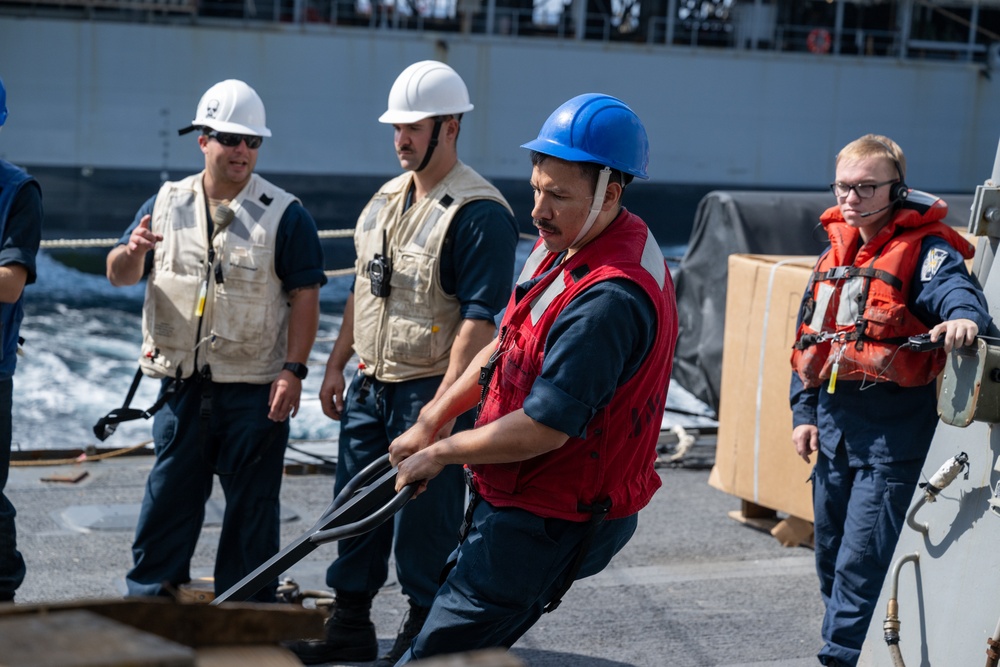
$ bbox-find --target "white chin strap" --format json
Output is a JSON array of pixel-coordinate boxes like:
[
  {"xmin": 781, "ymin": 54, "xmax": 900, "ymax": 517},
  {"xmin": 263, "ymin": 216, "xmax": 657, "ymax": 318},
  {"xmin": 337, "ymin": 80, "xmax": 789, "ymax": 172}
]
[{"xmin": 570, "ymin": 167, "xmax": 611, "ymax": 248}]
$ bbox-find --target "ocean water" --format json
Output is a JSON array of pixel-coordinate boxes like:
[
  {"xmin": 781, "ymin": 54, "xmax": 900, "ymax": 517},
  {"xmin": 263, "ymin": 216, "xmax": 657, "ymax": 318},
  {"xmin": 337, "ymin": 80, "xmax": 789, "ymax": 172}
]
[
  {"xmin": 13, "ymin": 239, "xmax": 702, "ymax": 453},
  {"xmin": 14, "ymin": 251, "xmax": 356, "ymax": 454}
]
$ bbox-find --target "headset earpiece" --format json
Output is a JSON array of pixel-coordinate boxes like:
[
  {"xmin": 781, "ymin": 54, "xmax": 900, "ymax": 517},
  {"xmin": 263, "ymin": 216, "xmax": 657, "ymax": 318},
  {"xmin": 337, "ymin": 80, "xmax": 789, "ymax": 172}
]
[
  {"xmin": 872, "ymin": 138, "xmax": 908, "ymax": 203},
  {"xmin": 891, "ymin": 179, "xmax": 909, "ymax": 202}
]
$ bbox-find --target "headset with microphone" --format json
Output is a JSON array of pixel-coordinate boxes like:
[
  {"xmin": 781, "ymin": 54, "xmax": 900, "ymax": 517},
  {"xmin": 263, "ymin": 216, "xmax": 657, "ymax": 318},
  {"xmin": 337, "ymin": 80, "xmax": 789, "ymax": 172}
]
[
  {"xmin": 858, "ymin": 203, "xmax": 895, "ymax": 219},
  {"xmin": 858, "ymin": 139, "xmax": 908, "ymax": 218}
]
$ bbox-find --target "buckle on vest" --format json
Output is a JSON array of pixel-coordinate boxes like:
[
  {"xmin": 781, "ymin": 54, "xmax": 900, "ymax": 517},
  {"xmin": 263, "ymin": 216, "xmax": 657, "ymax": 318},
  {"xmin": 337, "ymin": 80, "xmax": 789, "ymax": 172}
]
[{"xmin": 825, "ymin": 267, "xmax": 851, "ymax": 280}]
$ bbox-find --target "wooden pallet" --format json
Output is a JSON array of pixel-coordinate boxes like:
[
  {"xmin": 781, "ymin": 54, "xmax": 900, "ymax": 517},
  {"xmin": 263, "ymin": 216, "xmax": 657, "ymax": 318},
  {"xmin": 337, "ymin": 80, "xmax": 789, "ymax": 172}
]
[{"xmin": 728, "ymin": 499, "xmax": 814, "ymax": 548}]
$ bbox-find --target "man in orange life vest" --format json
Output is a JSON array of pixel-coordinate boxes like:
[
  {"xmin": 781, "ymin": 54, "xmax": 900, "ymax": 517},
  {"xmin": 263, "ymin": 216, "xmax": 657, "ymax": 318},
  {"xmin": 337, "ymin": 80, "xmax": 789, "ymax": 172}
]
[
  {"xmin": 385, "ymin": 93, "xmax": 678, "ymax": 663},
  {"xmin": 790, "ymin": 134, "xmax": 992, "ymax": 667}
]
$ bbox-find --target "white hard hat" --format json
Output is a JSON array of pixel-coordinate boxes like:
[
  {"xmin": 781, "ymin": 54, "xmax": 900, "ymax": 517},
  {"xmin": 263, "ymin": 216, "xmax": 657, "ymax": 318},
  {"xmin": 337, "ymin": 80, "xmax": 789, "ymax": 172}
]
[
  {"xmin": 178, "ymin": 79, "xmax": 271, "ymax": 137},
  {"xmin": 378, "ymin": 61, "xmax": 474, "ymax": 125}
]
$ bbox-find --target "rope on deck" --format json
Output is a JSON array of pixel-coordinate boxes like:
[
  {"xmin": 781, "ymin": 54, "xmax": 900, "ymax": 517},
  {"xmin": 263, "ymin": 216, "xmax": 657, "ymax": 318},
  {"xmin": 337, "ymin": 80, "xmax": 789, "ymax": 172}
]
[
  {"xmin": 40, "ymin": 229, "xmax": 360, "ymax": 278},
  {"xmin": 11, "ymin": 434, "xmax": 338, "ymax": 468},
  {"xmin": 11, "ymin": 440, "xmax": 153, "ymax": 466}
]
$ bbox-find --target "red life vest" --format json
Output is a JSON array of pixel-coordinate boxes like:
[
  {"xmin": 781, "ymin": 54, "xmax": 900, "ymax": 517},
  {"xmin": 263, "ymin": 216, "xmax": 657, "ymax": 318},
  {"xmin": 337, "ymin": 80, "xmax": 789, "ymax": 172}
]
[
  {"xmin": 472, "ymin": 210, "xmax": 678, "ymax": 521},
  {"xmin": 791, "ymin": 194, "xmax": 975, "ymax": 389}
]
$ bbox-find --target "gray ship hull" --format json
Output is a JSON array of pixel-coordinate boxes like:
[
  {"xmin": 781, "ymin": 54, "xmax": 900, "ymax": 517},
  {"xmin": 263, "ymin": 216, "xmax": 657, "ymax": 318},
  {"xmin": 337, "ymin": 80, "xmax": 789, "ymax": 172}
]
[{"xmin": 2, "ymin": 15, "xmax": 999, "ymax": 241}]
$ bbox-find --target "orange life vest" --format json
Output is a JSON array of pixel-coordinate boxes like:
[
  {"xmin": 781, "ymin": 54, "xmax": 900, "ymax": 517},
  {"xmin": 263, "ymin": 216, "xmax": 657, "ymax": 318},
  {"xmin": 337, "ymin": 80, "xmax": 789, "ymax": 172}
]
[{"xmin": 791, "ymin": 194, "xmax": 974, "ymax": 389}]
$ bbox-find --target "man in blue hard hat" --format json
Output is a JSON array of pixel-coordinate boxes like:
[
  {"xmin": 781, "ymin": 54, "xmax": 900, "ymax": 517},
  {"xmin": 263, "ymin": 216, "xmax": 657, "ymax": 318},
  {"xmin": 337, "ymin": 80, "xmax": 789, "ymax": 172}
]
[
  {"xmin": 0, "ymin": 76, "xmax": 43, "ymax": 603},
  {"xmin": 385, "ymin": 93, "xmax": 679, "ymax": 663}
]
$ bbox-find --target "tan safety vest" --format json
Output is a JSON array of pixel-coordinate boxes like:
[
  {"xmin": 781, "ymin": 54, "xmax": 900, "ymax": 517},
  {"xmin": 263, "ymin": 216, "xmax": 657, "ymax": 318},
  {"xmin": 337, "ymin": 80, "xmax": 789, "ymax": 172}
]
[
  {"xmin": 139, "ymin": 172, "xmax": 296, "ymax": 383},
  {"xmin": 353, "ymin": 162, "xmax": 512, "ymax": 382}
]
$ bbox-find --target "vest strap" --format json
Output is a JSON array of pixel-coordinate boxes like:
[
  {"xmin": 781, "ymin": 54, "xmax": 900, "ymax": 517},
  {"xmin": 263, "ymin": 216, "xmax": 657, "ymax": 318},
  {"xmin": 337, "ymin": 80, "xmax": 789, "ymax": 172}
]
[
  {"xmin": 92, "ymin": 367, "xmax": 185, "ymax": 441},
  {"xmin": 812, "ymin": 265, "xmax": 903, "ymax": 291},
  {"xmin": 543, "ymin": 498, "xmax": 612, "ymax": 614}
]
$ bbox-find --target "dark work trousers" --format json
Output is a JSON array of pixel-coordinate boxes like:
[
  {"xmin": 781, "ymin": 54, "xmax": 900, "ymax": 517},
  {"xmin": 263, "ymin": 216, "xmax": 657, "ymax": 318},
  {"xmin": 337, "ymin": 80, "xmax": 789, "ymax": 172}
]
[
  {"xmin": 812, "ymin": 443, "xmax": 923, "ymax": 667},
  {"xmin": 0, "ymin": 378, "xmax": 24, "ymax": 600},
  {"xmin": 325, "ymin": 370, "xmax": 467, "ymax": 607},
  {"xmin": 126, "ymin": 378, "xmax": 288, "ymax": 601},
  {"xmin": 396, "ymin": 499, "xmax": 639, "ymax": 664}
]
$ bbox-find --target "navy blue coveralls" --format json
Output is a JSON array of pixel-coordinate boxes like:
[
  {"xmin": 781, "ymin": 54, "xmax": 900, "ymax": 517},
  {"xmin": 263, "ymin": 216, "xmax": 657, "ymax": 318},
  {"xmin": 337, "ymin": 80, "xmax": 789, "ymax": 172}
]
[
  {"xmin": 118, "ymin": 194, "xmax": 326, "ymax": 601},
  {"xmin": 0, "ymin": 160, "xmax": 41, "ymax": 602},
  {"xmin": 790, "ymin": 235, "xmax": 992, "ymax": 667},
  {"xmin": 326, "ymin": 199, "xmax": 518, "ymax": 609}
]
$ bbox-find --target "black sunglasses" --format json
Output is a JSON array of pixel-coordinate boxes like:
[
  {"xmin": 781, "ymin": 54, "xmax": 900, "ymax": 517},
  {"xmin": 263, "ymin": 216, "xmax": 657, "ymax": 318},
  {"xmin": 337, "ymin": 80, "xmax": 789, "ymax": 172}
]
[{"xmin": 205, "ymin": 129, "xmax": 263, "ymax": 149}]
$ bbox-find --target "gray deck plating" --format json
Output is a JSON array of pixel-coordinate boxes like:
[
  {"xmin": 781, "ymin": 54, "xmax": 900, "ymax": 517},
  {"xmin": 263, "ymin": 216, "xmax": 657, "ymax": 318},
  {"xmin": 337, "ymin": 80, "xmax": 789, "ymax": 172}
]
[{"xmin": 7, "ymin": 457, "xmax": 823, "ymax": 666}]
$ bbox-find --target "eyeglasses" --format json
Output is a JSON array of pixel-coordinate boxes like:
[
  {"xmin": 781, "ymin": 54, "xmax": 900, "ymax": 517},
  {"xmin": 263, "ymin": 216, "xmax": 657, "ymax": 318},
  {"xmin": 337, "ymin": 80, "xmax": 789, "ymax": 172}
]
[
  {"xmin": 829, "ymin": 180, "xmax": 897, "ymax": 199},
  {"xmin": 205, "ymin": 130, "xmax": 263, "ymax": 150}
]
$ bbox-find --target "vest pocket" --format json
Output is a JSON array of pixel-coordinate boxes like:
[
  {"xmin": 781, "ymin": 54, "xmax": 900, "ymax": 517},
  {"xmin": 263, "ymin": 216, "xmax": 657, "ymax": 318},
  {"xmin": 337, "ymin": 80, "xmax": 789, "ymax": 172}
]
[
  {"xmin": 386, "ymin": 311, "xmax": 433, "ymax": 362},
  {"xmin": 500, "ymin": 331, "xmax": 541, "ymax": 393},
  {"xmin": 384, "ymin": 251, "xmax": 437, "ymax": 363},
  {"xmin": 210, "ymin": 292, "xmax": 271, "ymax": 359},
  {"xmin": 210, "ymin": 246, "xmax": 275, "ymax": 359},
  {"xmin": 147, "ymin": 273, "xmax": 201, "ymax": 350},
  {"xmin": 484, "ymin": 461, "xmax": 521, "ymax": 494},
  {"xmin": 862, "ymin": 301, "xmax": 906, "ymax": 339}
]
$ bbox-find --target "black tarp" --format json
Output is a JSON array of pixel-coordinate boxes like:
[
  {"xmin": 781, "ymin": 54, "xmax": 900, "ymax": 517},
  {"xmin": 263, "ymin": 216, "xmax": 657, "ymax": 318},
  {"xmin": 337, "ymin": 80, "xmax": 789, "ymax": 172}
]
[{"xmin": 671, "ymin": 190, "xmax": 976, "ymax": 414}]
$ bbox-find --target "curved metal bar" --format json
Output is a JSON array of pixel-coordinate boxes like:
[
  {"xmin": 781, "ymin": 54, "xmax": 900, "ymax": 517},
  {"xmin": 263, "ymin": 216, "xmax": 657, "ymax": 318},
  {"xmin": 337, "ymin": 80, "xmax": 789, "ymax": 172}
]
[
  {"xmin": 310, "ymin": 484, "xmax": 416, "ymax": 545},
  {"xmin": 905, "ymin": 495, "xmax": 929, "ymax": 534},
  {"xmin": 212, "ymin": 456, "xmax": 405, "ymax": 605},
  {"xmin": 319, "ymin": 453, "xmax": 392, "ymax": 522}
]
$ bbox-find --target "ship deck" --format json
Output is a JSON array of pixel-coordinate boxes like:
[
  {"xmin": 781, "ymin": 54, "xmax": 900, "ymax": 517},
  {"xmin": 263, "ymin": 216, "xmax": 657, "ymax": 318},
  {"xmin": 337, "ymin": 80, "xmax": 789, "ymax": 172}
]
[{"xmin": 6, "ymin": 453, "xmax": 823, "ymax": 666}]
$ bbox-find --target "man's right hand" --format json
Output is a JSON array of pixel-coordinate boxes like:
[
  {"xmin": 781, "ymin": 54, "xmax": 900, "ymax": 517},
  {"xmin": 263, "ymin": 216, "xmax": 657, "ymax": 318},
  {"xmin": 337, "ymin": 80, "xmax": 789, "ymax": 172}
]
[
  {"xmin": 319, "ymin": 364, "xmax": 346, "ymax": 421},
  {"xmin": 127, "ymin": 215, "xmax": 163, "ymax": 257},
  {"xmin": 792, "ymin": 424, "xmax": 819, "ymax": 463}
]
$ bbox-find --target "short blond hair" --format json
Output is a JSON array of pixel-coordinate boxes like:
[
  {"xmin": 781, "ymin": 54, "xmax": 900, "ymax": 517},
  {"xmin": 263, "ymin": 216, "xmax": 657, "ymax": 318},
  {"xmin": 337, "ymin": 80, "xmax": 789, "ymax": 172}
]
[{"xmin": 836, "ymin": 134, "xmax": 906, "ymax": 180}]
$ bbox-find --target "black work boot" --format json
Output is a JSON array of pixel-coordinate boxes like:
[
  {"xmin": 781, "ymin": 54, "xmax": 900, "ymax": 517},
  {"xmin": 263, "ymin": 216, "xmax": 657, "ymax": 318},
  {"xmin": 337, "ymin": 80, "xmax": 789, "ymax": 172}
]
[
  {"xmin": 374, "ymin": 598, "xmax": 431, "ymax": 667},
  {"xmin": 285, "ymin": 589, "xmax": 378, "ymax": 665}
]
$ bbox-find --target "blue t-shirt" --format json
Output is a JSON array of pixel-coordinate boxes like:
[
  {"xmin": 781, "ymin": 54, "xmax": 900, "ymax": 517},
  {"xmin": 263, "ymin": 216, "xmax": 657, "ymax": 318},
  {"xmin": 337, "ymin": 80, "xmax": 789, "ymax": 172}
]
[
  {"xmin": 1, "ymin": 182, "xmax": 41, "ymax": 286},
  {"xmin": 790, "ymin": 235, "xmax": 992, "ymax": 464},
  {"xmin": 440, "ymin": 199, "xmax": 519, "ymax": 321},
  {"xmin": 0, "ymin": 175, "xmax": 42, "ymax": 380},
  {"xmin": 120, "ymin": 193, "xmax": 327, "ymax": 292}
]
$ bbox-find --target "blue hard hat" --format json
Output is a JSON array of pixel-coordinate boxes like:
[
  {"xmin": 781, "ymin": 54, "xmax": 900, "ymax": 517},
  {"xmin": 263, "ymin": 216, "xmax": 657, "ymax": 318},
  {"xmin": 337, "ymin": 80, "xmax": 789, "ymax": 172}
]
[
  {"xmin": 0, "ymin": 77, "xmax": 7, "ymax": 128},
  {"xmin": 521, "ymin": 93, "xmax": 649, "ymax": 180}
]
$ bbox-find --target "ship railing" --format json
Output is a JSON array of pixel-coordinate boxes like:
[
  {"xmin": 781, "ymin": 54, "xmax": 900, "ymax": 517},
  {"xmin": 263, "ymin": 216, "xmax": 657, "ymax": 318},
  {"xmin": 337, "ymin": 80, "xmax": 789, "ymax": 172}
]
[
  {"xmin": 0, "ymin": 0, "xmax": 194, "ymax": 13},
  {"xmin": 3, "ymin": 0, "xmax": 999, "ymax": 65},
  {"xmin": 772, "ymin": 26, "xmax": 901, "ymax": 58}
]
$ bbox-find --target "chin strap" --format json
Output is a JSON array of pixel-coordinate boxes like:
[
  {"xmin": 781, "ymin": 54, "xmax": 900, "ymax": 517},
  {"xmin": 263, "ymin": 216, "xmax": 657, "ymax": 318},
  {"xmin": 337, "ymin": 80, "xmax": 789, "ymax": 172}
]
[
  {"xmin": 570, "ymin": 167, "xmax": 611, "ymax": 248},
  {"xmin": 414, "ymin": 118, "xmax": 444, "ymax": 172}
]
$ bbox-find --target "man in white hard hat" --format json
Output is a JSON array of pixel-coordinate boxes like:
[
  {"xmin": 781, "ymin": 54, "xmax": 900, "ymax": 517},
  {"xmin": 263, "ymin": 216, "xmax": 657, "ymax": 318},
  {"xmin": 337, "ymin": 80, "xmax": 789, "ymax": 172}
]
[
  {"xmin": 105, "ymin": 79, "xmax": 326, "ymax": 602},
  {"xmin": 287, "ymin": 61, "xmax": 518, "ymax": 666},
  {"xmin": 0, "ymin": 76, "xmax": 42, "ymax": 604}
]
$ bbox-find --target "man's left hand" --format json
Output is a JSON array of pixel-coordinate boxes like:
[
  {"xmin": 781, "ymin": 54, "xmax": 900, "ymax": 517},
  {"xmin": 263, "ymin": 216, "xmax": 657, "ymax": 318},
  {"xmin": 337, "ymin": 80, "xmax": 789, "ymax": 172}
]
[
  {"xmin": 929, "ymin": 318, "xmax": 979, "ymax": 352},
  {"xmin": 389, "ymin": 420, "xmax": 438, "ymax": 466}
]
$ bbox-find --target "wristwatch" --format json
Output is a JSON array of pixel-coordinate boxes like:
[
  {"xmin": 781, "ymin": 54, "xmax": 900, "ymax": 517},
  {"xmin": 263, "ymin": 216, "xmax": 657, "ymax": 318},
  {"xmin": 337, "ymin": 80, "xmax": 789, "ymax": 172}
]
[{"xmin": 282, "ymin": 362, "xmax": 309, "ymax": 380}]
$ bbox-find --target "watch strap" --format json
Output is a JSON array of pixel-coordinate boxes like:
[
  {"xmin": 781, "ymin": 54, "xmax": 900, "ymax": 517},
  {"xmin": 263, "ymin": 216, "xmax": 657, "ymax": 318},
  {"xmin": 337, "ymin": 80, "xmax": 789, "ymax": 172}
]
[{"xmin": 282, "ymin": 362, "xmax": 308, "ymax": 380}]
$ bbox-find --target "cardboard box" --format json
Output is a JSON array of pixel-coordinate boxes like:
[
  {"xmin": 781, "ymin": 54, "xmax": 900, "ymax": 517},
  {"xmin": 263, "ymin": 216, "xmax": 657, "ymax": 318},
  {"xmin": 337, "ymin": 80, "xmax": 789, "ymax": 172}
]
[{"xmin": 708, "ymin": 254, "xmax": 818, "ymax": 523}]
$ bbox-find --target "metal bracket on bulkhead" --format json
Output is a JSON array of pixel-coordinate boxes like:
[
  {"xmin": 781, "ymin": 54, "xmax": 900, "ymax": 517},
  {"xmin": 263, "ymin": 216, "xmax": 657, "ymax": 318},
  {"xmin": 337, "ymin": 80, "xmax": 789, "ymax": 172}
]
[
  {"xmin": 937, "ymin": 339, "xmax": 1000, "ymax": 427},
  {"xmin": 968, "ymin": 183, "xmax": 1000, "ymax": 238}
]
